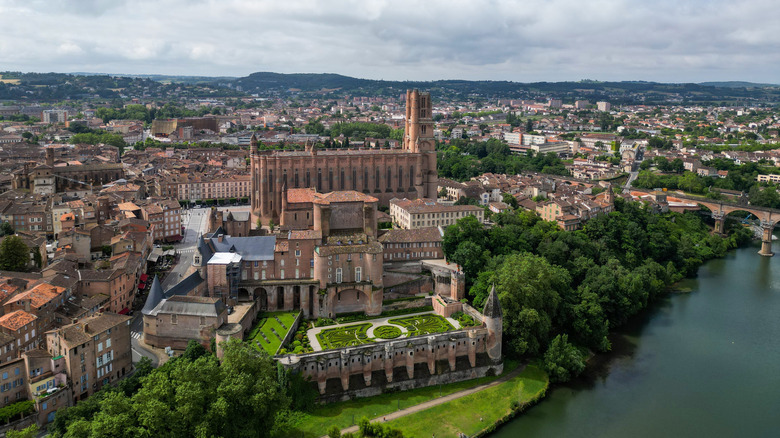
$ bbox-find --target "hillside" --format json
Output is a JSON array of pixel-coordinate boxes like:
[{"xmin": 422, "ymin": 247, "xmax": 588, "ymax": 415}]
[{"xmin": 230, "ymin": 72, "xmax": 780, "ymax": 104}]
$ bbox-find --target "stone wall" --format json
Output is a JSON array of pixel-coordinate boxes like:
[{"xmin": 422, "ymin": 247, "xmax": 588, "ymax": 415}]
[
  {"xmin": 382, "ymin": 275, "xmax": 433, "ymax": 298},
  {"xmin": 432, "ymin": 295, "xmax": 462, "ymax": 318},
  {"xmin": 276, "ymin": 311, "xmax": 303, "ymax": 356},
  {"xmin": 279, "ymin": 325, "xmax": 501, "ymax": 398},
  {"xmin": 381, "ymin": 296, "xmax": 431, "ymax": 313}
]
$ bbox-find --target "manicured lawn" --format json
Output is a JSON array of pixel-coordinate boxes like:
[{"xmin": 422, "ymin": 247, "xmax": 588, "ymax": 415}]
[
  {"xmin": 387, "ymin": 364, "xmax": 549, "ymax": 438},
  {"xmin": 388, "ymin": 314, "xmax": 454, "ymax": 336},
  {"xmin": 285, "ymin": 359, "xmax": 520, "ymax": 438},
  {"xmin": 316, "ymin": 323, "xmax": 372, "ymax": 350},
  {"xmin": 246, "ymin": 311, "xmax": 298, "ymax": 355}
]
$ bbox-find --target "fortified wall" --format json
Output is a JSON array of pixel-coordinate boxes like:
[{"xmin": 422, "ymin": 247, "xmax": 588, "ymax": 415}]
[
  {"xmin": 276, "ymin": 284, "xmax": 503, "ymax": 402},
  {"xmin": 279, "ymin": 325, "xmax": 501, "ymax": 402}
]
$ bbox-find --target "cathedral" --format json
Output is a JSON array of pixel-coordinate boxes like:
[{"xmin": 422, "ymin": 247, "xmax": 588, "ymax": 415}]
[{"xmin": 251, "ymin": 89, "xmax": 438, "ymax": 222}]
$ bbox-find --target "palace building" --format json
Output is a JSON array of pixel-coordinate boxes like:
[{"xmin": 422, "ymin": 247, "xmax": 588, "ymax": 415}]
[{"xmin": 251, "ymin": 89, "xmax": 438, "ymax": 223}]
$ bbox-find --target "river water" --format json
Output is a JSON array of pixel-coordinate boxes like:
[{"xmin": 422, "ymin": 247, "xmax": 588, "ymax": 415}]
[{"xmin": 493, "ymin": 241, "xmax": 780, "ymax": 438}]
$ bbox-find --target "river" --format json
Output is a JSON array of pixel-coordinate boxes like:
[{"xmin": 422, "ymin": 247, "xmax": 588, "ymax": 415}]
[{"xmin": 493, "ymin": 241, "xmax": 780, "ymax": 437}]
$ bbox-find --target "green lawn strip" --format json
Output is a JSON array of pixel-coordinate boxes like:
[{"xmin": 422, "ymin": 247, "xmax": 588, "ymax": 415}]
[
  {"xmin": 316, "ymin": 323, "xmax": 372, "ymax": 350},
  {"xmin": 287, "ymin": 359, "xmax": 520, "ymax": 437},
  {"xmin": 386, "ymin": 364, "xmax": 549, "ymax": 438},
  {"xmin": 247, "ymin": 312, "xmax": 298, "ymax": 355}
]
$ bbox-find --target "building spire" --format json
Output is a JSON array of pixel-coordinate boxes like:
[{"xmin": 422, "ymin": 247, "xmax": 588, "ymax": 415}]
[{"xmin": 483, "ymin": 283, "xmax": 502, "ymax": 319}]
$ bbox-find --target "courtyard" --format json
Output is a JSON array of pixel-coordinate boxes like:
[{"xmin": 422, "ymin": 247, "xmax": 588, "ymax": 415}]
[{"xmin": 309, "ymin": 312, "xmax": 461, "ymax": 351}]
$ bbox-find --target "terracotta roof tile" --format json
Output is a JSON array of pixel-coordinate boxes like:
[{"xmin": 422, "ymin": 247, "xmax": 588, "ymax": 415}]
[{"xmin": 0, "ymin": 310, "xmax": 37, "ymax": 331}]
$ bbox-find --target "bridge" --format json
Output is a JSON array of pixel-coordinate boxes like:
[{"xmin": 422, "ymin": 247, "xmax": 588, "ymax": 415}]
[{"xmin": 657, "ymin": 192, "xmax": 780, "ymax": 257}]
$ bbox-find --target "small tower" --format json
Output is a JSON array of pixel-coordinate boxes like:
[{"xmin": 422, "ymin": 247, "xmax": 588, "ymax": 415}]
[
  {"xmin": 604, "ymin": 182, "xmax": 615, "ymax": 205},
  {"xmin": 45, "ymin": 148, "xmax": 54, "ymax": 167},
  {"xmin": 249, "ymin": 133, "xmax": 258, "ymax": 155},
  {"xmin": 482, "ymin": 284, "xmax": 503, "ymax": 363}
]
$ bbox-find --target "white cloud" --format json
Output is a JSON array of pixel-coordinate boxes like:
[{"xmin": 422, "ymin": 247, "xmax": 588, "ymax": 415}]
[{"xmin": 0, "ymin": 0, "xmax": 779, "ymax": 82}]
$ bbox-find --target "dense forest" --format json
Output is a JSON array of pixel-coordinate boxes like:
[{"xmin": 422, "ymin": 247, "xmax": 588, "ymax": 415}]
[{"xmin": 443, "ymin": 197, "xmax": 752, "ymax": 379}]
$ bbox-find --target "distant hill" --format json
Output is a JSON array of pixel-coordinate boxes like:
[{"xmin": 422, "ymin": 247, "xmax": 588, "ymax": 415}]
[
  {"xmin": 698, "ymin": 81, "xmax": 780, "ymax": 89},
  {"xmin": 229, "ymin": 72, "xmax": 780, "ymax": 104}
]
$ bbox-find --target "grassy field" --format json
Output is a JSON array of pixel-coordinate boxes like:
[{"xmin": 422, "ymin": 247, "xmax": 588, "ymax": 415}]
[
  {"xmin": 387, "ymin": 364, "xmax": 549, "ymax": 438},
  {"xmin": 286, "ymin": 359, "xmax": 520, "ymax": 437},
  {"xmin": 246, "ymin": 311, "xmax": 298, "ymax": 356},
  {"xmin": 0, "ymin": 75, "xmax": 20, "ymax": 84}
]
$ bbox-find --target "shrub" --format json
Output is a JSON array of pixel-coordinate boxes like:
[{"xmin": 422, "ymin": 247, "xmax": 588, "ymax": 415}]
[
  {"xmin": 374, "ymin": 325, "xmax": 402, "ymax": 339},
  {"xmin": 543, "ymin": 334, "xmax": 586, "ymax": 383}
]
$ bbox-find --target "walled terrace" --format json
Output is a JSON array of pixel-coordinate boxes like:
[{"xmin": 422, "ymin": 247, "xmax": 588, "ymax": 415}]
[{"xmin": 277, "ymin": 298, "xmax": 502, "ymax": 402}]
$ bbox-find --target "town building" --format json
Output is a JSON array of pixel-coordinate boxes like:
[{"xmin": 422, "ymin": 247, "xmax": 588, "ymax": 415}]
[
  {"xmin": 378, "ymin": 227, "xmax": 443, "ymax": 262},
  {"xmin": 389, "ymin": 198, "xmax": 484, "ymax": 229},
  {"xmin": 45, "ymin": 312, "xmax": 132, "ymax": 401}
]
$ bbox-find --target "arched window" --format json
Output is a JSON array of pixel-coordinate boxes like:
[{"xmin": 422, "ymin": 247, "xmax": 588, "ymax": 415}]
[
  {"xmin": 352, "ymin": 168, "xmax": 357, "ymax": 190},
  {"xmin": 375, "ymin": 168, "xmax": 380, "ymax": 189},
  {"xmin": 398, "ymin": 167, "xmax": 403, "ymax": 191},
  {"xmin": 355, "ymin": 267, "xmax": 362, "ymax": 282},
  {"xmin": 410, "ymin": 165, "xmax": 415, "ymax": 187},
  {"xmin": 386, "ymin": 167, "xmax": 392, "ymax": 190},
  {"xmin": 335, "ymin": 268, "xmax": 342, "ymax": 283}
]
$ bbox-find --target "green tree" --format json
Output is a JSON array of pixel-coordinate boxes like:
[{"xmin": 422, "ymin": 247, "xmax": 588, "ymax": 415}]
[
  {"xmin": 0, "ymin": 222, "xmax": 13, "ymax": 237},
  {"xmin": 543, "ymin": 334, "xmax": 586, "ymax": 383},
  {"xmin": 6, "ymin": 424, "xmax": 38, "ymax": 438},
  {"xmin": 496, "ymin": 253, "xmax": 570, "ymax": 356},
  {"xmin": 0, "ymin": 235, "xmax": 29, "ymax": 272},
  {"xmin": 501, "ymin": 192, "xmax": 518, "ymax": 209}
]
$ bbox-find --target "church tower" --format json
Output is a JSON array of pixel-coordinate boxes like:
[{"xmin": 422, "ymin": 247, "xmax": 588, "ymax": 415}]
[
  {"xmin": 483, "ymin": 284, "xmax": 503, "ymax": 363},
  {"xmin": 403, "ymin": 90, "xmax": 438, "ymax": 199}
]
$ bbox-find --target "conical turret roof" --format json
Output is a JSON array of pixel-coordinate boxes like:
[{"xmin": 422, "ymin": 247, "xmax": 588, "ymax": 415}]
[
  {"xmin": 141, "ymin": 275, "xmax": 163, "ymax": 316},
  {"xmin": 482, "ymin": 283, "xmax": 502, "ymax": 319}
]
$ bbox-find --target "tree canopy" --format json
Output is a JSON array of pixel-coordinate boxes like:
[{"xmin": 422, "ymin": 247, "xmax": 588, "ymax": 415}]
[
  {"xmin": 0, "ymin": 235, "xmax": 29, "ymax": 272},
  {"xmin": 443, "ymin": 197, "xmax": 752, "ymax": 358},
  {"xmin": 51, "ymin": 340, "xmax": 296, "ymax": 438}
]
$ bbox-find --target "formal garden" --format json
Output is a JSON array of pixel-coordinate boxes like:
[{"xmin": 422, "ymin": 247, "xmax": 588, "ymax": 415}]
[
  {"xmin": 246, "ymin": 311, "xmax": 299, "ymax": 355},
  {"xmin": 313, "ymin": 313, "xmax": 458, "ymax": 351}
]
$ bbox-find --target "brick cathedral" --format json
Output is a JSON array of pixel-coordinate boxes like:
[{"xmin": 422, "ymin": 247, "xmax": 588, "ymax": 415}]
[{"xmin": 251, "ymin": 89, "xmax": 438, "ymax": 223}]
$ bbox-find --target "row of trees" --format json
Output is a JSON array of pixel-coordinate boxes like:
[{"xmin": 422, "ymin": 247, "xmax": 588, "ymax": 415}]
[
  {"xmin": 69, "ymin": 131, "xmax": 127, "ymax": 154},
  {"xmin": 95, "ymin": 103, "xmax": 224, "ymax": 124},
  {"xmin": 437, "ymin": 138, "xmax": 568, "ymax": 181},
  {"xmin": 444, "ymin": 198, "xmax": 752, "ymax": 380}
]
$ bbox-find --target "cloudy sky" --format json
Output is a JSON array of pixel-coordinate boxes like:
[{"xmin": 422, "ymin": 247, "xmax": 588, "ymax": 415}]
[{"xmin": 1, "ymin": 0, "xmax": 778, "ymax": 83}]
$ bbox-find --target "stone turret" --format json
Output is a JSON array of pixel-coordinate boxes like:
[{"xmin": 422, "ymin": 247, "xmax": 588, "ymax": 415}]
[
  {"xmin": 482, "ymin": 284, "xmax": 503, "ymax": 363},
  {"xmin": 249, "ymin": 133, "xmax": 258, "ymax": 155}
]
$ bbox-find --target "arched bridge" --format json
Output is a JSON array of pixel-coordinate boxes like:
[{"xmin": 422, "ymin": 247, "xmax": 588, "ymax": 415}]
[{"xmin": 667, "ymin": 193, "xmax": 780, "ymax": 257}]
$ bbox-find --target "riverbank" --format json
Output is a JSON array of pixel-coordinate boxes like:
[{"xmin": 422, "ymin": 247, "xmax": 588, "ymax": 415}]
[
  {"xmin": 490, "ymin": 241, "xmax": 780, "ymax": 436},
  {"xmin": 386, "ymin": 364, "xmax": 548, "ymax": 438},
  {"xmin": 285, "ymin": 360, "xmax": 526, "ymax": 437}
]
